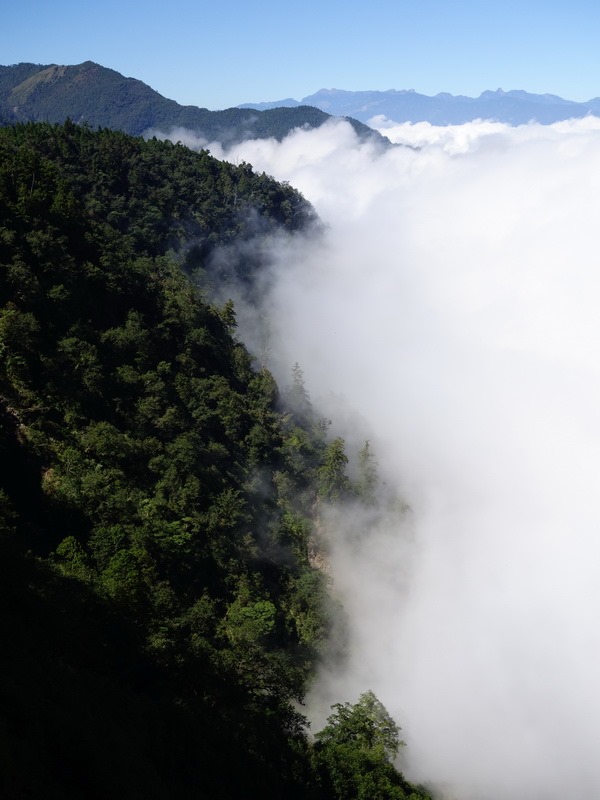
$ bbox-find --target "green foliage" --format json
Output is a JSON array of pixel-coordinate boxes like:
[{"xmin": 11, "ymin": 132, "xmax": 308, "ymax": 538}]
[
  {"xmin": 318, "ymin": 437, "xmax": 352, "ymax": 501},
  {"xmin": 313, "ymin": 693, "xmax": 432, "ymax": 800},
  {"xmin": 356, "ymin": 440, "xmax": 378, "ymax": 505},
  {"xmin": 0, "ymin": 121, "xmax": 327, "ymax": 798},
  {"xmin": 314, "ymin": 744, "xmax": 429, "ymax": 800},
  {"xmin": 224, "ymin": 597, "xmax": 277, "ymax": 646},
  {"xmin": 317, "ymin": 690, "xmax": 404, "ymax": 760},
  {"xmin": 0, "ymin": 121, "xmax": 426, "ymax": 799}
]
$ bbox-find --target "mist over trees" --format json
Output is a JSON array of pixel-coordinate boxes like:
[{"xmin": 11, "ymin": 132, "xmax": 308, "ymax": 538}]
[
  {"xmin": 209, "ymin": 107, "xmax": 600, "ymax": 799},
  {"xmin": 0, "ymin": 121, "xmax": 429, "ymax": 799}
]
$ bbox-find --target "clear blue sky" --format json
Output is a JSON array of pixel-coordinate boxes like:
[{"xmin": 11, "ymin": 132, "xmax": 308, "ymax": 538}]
[{"xmin": 3, "ymin": 0, "xmax": 600, "ymax": 109}]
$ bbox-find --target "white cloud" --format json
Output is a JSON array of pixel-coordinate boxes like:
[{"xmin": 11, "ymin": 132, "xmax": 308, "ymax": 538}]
[{"xmin": 190, "ymin": 116, "xmax": 600, "ymax": 798}]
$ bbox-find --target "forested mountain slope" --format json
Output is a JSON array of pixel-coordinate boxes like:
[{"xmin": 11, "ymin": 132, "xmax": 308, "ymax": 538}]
[
  {"xmin": 0, "ymin": 122, "xmax": 430, "ymax": 799},
  {"xmin": 0, "ymin": 62, "xmax": 388, "ymax": 146}
]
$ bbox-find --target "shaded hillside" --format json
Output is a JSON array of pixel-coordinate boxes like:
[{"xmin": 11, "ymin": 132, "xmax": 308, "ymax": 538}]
[
  {"xmin": 0, "ymin": 121, "xmax": 430, "ymax": 799},
  {"xmin": 0, "ymin": 120, "xmax": 322, "ymax": 798},
  {"xmin": 0, "ymin": 61, "xmax": 388, "ymax": 145}
]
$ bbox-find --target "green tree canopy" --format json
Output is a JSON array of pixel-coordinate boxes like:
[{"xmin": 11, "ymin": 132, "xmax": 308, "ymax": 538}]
[
  {"xmin": 316, "ymin": 690, "xmax": 404, "ymax": 761},
  {"xmin": 312, "ymin": 692, "xmax": 432, "ymax": 800}
]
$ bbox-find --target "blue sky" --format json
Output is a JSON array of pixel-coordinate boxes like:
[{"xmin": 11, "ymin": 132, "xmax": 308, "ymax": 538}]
[{"xmin": 3, "ymin": 0, "xmax": 600, "ymax": 109}]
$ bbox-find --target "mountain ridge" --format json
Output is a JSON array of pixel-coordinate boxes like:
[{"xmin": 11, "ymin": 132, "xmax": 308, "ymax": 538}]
[
  {"xmin": 238, "ymin": 86, "xmax": 600, "ymax": 125},
  {"xmin": 0, "ymin": 61, "xmax": 388, "ymax": 146}
]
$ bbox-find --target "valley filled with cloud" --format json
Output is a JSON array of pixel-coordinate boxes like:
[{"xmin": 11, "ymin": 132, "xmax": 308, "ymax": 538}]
[{"xmin": 193, "ymin": 116, "xmax": 600, "ymax": 799}]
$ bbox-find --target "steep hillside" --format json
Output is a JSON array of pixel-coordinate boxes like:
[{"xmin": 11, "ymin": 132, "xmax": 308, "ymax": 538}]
[
  {"xmin": 0, "ymin": 121, "xmax": 430, "ymax": 799},
  {"xmin": 0, "ymin": 62, "xmax": 388, "ymax": 145}
]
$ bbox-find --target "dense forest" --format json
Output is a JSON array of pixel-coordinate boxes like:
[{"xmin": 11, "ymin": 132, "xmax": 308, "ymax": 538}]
[
  {"xmin": 0, "ymin": 62, "xmax": 389, "ymax": 146},
  {"xmin": 0, "ymin": 121, "xmax": 430, "ymax": 798}
]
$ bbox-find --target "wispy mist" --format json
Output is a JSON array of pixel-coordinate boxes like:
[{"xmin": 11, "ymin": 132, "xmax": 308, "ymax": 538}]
[{"xmin": 179, "ymin": 116, "xmax": 600, "ymax": 798}]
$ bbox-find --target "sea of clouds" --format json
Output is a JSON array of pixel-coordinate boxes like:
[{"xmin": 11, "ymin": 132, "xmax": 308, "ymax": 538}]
[{"xmin": 166, "ymin": 115, "xmax": 600, "ymax": 799}]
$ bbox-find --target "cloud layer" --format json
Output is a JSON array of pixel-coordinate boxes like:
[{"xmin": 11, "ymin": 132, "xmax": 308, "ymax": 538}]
[{"xmin": 191, "ymin": 117, "xmax": 600, "ymax": 798}]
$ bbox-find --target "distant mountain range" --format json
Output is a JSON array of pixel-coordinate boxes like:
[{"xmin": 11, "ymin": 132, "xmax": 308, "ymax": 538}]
[
  {"xmin": 0, "ymin": 62, "xmax": 387, "ymax": 145},
  {"xmin": 239, "ymin": 88, "xmax": 600, "ymax": 126},
  {"xmin": 4, "ymin": 61, "xmax": 594, "ymax": 144}
]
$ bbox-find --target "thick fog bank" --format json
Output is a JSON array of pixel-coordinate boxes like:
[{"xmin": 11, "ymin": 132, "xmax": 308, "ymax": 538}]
[{"xmin": 189, "ymin": 117, "xmax": 600, "ymax": 798}]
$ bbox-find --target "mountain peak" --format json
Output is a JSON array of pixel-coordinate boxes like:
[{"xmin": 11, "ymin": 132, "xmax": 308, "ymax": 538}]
[{"xmin": 0, "ymin": 61, "xmax": 388, "ymax": 146}]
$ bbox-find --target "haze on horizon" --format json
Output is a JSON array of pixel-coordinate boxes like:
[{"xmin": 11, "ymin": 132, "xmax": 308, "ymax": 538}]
[{"xmin": 4, "ymin": 0, "xmax": 600, "ymax": 109}]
